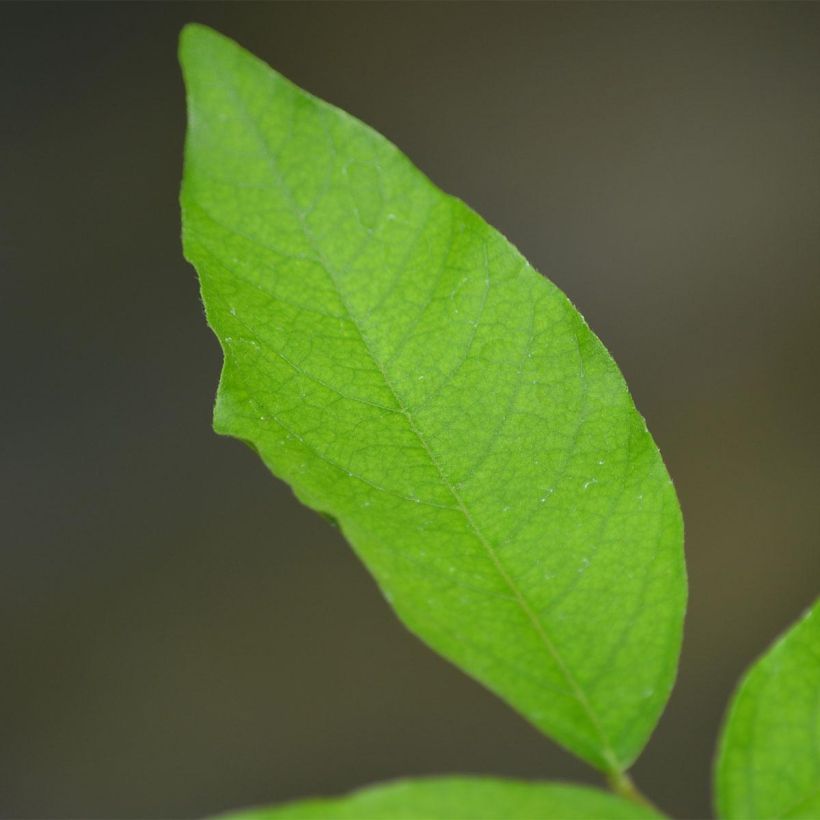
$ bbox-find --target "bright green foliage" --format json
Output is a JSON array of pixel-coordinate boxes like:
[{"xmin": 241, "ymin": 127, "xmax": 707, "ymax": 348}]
[
  {"xmin": 219, "ymin": 777, "xmax": 660, "ymax": 820},
  {"xmin": 715, "ymin": 599, "xmax": 820, "ymax": 819},
  {"xmin": 180, "ymin": 24, "xmax": 686, "ymax": 774}
]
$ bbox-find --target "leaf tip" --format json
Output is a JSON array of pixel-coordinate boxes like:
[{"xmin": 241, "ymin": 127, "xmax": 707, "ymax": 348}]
[
  {"xmin": 179, "ymin": 21, "xmax": 216, "ymax": 51},
  {"xmin": 178, "ymin": 22, "xmax": 237, "ymax": 71}
]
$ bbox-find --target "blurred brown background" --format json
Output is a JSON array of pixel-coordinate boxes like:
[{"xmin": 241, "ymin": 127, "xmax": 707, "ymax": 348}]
[{"xmin": 2, "ymin": 3, "xmax": 818, "ymax": 818}]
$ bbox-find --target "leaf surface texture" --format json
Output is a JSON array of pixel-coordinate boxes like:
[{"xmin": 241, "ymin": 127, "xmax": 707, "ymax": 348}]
[{"xmin": 180, "ymin": 23, "xmax": 686, "ymax": 772}]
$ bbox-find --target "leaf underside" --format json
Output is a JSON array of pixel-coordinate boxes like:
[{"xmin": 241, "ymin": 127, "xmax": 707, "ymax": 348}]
[
  {"xmin": 218, "ymin": 777, "xmax": 660, "ymax": 820},
  {"xmin": 715, "ymin": 599, "xmax": 820, "ymax": 819},
  {"xmin": 180, "ymin": 23, "xmax": 686, "ymax": 774}
]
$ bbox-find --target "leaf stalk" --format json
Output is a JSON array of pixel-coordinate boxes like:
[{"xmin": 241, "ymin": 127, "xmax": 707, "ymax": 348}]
[{"xmin": 606, "ymin": 771, "xmax": 661, "ymax": 814}]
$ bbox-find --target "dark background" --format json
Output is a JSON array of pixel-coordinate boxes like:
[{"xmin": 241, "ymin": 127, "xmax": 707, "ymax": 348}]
[{"xmin": 2, "ymin": 3, "xmax": 819, "ymax": 818}]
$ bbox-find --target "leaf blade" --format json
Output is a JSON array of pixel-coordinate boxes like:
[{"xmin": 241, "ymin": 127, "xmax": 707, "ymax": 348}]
[
  {"xmin": 180, "ymin": 23, "xmax": 686, "ymax": 772},
  {"xmin": 217, "ymin": 777, "xmax": 661, "ymax": 820},
  {"xmin": 715, "ymin": 599, "xmax": 820, "ymax": 819}
]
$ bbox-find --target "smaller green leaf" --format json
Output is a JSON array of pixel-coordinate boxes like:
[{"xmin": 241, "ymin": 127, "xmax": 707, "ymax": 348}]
[
  {"xmin": 217, "ymin": 777, "xmax": 661, "ymax": 820},
  {"xmin": 715, "ymin": 598, "xmax": 820, "ymax": 819}
]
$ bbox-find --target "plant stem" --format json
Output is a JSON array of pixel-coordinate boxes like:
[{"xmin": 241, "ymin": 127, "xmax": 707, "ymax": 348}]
[{"xmin": 606, "ymin": 770, "xmax": 661, "ymax": 813}]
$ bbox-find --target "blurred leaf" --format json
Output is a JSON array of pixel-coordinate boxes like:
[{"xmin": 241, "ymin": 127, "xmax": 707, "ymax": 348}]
[
  {"xmin": 180, "ymin": 23, "xmax": 686, "ymax": 773},
  {"xmin": 715, "ymin": 599, "xmax": 820, "ymax": 819},
  {"xmin": 218, "ymin": 777, "xmax": 660, "ymax": 820}
]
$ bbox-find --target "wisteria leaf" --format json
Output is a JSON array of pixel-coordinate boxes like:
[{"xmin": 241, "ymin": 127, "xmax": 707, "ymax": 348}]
[
  {"xmin": 218, "ymin": 777, "xmax": 660, "ymax": 820},
  {"xmin": 715, "ymin": 599, "xmax": 820, "ymax": 819},
  {"xmin": 180, "ymin": 23, "xmax": 686, "ymax": 773}
]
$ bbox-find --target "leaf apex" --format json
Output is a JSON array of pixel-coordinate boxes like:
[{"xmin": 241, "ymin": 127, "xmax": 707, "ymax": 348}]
[{"xmin": 179, "ymin": 22, "xmax": 236, "ymax": 68}]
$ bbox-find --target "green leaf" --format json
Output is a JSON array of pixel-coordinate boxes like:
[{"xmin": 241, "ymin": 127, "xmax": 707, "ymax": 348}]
[
  {"xmin": 715, "ymin": 599, "xmax": 820, "ymax": 819},
  {"xmin": 179, "ymin": 23, "xmax": 686, "ymax": 774},
  {"xmin": 217, "ymin": 777, "xmax": 660, "ymax": 820}
]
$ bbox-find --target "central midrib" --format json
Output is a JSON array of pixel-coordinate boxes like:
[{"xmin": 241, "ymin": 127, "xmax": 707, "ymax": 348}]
[{"xmin": 219, "ymin": 69, "xmax": 623, "ymax": 774}]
